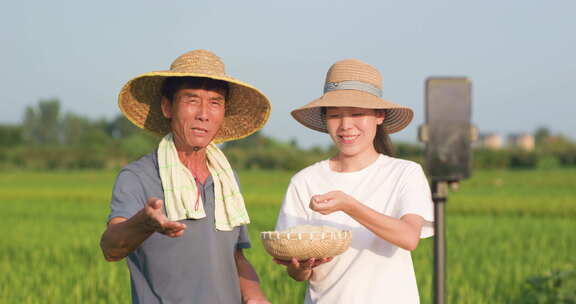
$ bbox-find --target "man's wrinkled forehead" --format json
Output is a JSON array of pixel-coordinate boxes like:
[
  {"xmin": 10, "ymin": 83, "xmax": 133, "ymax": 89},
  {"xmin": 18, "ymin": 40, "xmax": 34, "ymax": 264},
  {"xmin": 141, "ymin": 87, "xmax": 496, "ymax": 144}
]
[{"xmin": 162, "ymin": 76, "xmax": 229, "ymax": 100}]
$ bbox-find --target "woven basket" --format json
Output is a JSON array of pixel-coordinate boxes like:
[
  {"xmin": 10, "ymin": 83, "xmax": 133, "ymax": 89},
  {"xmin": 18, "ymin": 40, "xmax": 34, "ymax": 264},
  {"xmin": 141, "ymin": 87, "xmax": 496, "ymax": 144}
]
[{"xmin": 260, "ymin": 226, "xmax": 352, "ymax": 261}]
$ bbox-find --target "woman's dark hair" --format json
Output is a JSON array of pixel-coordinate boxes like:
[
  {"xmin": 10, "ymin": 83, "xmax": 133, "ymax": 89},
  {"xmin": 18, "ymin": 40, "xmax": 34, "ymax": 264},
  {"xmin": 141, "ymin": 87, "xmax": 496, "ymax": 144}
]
[
  {"xmin": 374, "ymin": 117, "xmax": 395, "ymax": 156},
  {"xmin": 321, "ymin": 107, "xmax": 395, "ymax": 156},
  {"xmin": 160, "ymin": 76, "xmax": 229, "ymax": 102}
]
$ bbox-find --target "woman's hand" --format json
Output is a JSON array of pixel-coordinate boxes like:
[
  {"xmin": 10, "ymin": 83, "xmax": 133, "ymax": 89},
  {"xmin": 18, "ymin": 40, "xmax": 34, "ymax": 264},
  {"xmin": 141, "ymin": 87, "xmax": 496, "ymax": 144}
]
[
  {"xmin": 309, "ymin": 191, "xmax": 357, "ymax": 215},
  {"xmin": 273, "ymin": 257, "xmax": 333, "ymax": 281}
]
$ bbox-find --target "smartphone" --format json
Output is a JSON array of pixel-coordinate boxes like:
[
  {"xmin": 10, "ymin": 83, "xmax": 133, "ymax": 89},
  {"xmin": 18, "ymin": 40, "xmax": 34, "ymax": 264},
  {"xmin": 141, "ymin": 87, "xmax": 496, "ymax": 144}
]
[{"xmin": 424, "ymin": 77, "xmax": 473, "ymax": 181}]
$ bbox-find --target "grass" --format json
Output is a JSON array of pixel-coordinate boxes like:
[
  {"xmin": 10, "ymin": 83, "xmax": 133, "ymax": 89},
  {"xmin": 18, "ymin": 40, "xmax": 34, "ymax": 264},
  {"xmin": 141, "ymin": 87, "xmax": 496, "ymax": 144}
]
[
  {"xmin": 0, "ymin": 168, "xmax": 575, "ymax": 303},
  {"xmin": 447, "ymin": 168, "xmax": 576, "ymax": 216}
]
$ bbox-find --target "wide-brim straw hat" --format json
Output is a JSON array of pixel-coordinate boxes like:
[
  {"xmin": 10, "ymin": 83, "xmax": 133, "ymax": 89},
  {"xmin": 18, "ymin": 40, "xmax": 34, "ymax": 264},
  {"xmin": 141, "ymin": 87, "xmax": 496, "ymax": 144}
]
[
  {"xmin": 291, "ymin": 59, "xmax": 413, "ymax": 134},
  {"xmin": 260, "ymin": 227, "xmax": 352, "ymax": 261},
  {"xmin": 118, "ymin": 50, "xmax": 271, "ymax": 143}
]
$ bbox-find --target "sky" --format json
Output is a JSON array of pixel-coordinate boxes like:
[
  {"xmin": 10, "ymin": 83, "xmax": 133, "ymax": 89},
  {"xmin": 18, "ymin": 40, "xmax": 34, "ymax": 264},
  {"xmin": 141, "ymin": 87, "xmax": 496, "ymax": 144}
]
[{"xmin": 1, "ymin": 1, "xmax": 575, "ymax": 148}]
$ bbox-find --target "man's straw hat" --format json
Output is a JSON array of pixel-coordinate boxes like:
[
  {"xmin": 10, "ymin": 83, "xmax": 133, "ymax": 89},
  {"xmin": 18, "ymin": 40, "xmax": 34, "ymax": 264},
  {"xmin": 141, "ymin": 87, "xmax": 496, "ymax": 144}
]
[
  {"xmin": 118, "ymin": 50, "xmax": 271, "ymax": 143},
  {"xmin": 291, "ymin": 59, "xmax": 413, "ymax": 134}
]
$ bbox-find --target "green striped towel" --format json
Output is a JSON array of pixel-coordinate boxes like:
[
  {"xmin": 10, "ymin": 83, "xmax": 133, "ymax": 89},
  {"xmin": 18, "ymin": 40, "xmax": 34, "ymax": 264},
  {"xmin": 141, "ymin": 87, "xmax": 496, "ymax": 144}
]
[{"xmin": 158, "ymin": 133, "xmax": 250, "ymax": 231}]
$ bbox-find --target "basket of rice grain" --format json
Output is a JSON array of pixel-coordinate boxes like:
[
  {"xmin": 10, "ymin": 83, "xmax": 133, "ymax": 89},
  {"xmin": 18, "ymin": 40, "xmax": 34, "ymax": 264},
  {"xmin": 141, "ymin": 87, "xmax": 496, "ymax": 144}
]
[{"xmin": 260, "ymin": 225, "xmax": 352, "ymax": 261}]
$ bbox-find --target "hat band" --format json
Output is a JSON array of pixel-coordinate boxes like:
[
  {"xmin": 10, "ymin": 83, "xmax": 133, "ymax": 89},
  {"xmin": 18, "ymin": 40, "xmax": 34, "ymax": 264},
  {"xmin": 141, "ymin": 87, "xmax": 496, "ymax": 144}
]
[{"xmin": 324, "ymin": 80, "xmax": 382, "ymax": 97}]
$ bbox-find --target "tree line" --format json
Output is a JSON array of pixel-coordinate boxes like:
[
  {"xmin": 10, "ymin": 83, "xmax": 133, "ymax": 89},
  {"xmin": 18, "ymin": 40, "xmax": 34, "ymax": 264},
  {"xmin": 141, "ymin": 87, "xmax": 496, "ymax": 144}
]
[{"xmin": 1, "ymin": 99, "xmax": 575, "ymax": 171}]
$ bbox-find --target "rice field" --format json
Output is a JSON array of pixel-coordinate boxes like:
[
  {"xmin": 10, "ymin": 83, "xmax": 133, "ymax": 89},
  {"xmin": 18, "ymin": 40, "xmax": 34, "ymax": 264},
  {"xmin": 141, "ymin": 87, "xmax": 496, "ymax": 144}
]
[{"xmin": 1, "ymin": 168, "xmax": 575, "ymax": 303}]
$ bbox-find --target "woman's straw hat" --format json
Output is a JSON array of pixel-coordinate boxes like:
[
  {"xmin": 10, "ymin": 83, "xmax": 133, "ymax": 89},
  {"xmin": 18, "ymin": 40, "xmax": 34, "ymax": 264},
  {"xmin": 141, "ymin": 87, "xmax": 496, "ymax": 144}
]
[
  {"xmin": 118, "ymin": 50, "xmax": 271, "ymax": 143},
  {"xmin": 291, "ymin": 59, "xmax": 413, "ymax": 134},
  {"xmin": 260, "ymin": 226, "xmax": 352, "ymax": 261}
]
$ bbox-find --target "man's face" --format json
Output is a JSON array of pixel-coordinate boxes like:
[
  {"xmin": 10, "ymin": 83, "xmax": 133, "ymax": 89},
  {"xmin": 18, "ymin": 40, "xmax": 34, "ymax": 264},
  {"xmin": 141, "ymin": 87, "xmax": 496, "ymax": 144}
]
[{"xmin": 161, "ymin": 88, "xmax": 226, "ymax": 151}]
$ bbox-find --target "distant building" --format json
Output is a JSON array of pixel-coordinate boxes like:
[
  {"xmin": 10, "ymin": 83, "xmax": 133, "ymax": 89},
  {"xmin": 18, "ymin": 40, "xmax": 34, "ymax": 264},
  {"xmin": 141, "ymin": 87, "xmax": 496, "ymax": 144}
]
[
  {"xmin": 479, "ymin": 133, "xmax": 503, "ymax": 150},
  {"xmin": 509, "ymin": 133, "xmax": 535, "ymax": 151}
]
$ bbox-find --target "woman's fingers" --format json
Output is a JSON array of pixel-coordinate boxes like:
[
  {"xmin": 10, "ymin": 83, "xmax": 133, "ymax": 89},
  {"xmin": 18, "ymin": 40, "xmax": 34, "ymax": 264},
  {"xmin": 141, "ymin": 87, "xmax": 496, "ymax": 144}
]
[
  {"xmin": 304, "ymin": 258, "xmax": 316, "ymax": 269},
  {"xmin": 315, "ymin": 257, "xmax": 333, "ymax": 266},
  {"xmin": 273, "ymin": 258, "xmax": 291, "ymax": 265},
  {"xmin": 275, "ymin": 257, "xmax": 334, "ymax": 269},
  {"xmin": 290, "ymin": 258, "xmax": 301, "ymax": 268}
]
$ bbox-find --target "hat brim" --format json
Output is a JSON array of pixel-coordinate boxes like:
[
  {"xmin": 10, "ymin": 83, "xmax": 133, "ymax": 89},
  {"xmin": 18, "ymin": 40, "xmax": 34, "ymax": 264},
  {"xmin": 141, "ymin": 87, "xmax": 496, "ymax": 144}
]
[
  {"xmin": 119, "ymin": 71, "xmax": 271, "ymax": 144},
  {"xmin": 291, "ymin": 90, "xmax": 413, "ymax": 134}
]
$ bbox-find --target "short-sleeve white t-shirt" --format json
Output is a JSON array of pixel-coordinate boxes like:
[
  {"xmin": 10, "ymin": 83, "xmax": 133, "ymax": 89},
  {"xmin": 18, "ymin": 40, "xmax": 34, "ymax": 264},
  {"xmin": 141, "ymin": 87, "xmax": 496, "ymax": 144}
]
[{"xmin": 276, "ymin": 154, "xmax": 434, "ymax": 304}]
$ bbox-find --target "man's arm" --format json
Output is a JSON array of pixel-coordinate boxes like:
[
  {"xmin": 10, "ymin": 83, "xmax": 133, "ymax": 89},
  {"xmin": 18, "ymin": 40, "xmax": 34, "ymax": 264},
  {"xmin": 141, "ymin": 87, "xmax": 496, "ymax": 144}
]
[
  {"xmin": 234, "ymin": 249, "xmax": 270, "ymax": 304},
  {"xmin": 99, "ymin": 198, "xmax": 187, "ymax": 261}
]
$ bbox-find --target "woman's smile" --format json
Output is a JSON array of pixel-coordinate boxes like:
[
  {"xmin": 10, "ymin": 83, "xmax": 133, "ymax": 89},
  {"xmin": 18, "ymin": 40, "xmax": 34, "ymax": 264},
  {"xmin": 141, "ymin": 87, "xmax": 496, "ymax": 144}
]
[{"xmin": 337, "ymin": 134, "xmax": 360, "ymax": 144}]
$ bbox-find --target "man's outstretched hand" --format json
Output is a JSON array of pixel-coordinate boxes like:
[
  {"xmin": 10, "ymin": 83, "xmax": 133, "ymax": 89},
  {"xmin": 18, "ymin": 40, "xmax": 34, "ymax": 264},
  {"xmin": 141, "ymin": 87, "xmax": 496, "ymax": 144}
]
[{"xmin": 143, "ymin": 198, "xmax": 187, "ymax": 237}]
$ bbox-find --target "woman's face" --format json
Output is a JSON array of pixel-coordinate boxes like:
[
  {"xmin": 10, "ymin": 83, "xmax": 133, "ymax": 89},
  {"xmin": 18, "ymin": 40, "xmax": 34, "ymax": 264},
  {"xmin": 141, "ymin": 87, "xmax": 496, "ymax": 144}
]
[{"xmin": 325, "ymin": 107, "xmax": 384, "ymax": 158}]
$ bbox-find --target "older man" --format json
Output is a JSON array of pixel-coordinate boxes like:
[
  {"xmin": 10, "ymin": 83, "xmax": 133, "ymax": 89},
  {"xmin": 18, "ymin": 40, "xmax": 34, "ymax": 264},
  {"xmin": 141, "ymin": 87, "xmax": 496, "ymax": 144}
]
[{"xmin": 100, "ymin": 50, "xmax": 271, "ymax": 304}]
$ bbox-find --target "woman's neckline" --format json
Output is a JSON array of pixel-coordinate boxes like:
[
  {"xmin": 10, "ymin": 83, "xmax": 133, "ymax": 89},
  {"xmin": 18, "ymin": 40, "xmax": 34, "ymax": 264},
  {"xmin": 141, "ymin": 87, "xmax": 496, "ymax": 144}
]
[{"xmin": 325, "ymin": 153, "xmax": 385, "ymax": 174}]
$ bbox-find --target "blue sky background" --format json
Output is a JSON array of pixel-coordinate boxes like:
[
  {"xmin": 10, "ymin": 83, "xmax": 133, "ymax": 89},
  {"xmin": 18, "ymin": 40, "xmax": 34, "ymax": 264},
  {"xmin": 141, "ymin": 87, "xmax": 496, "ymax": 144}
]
[{"xmin": 1, "ymin": 1, "xmax": 574, "ymax": 148}]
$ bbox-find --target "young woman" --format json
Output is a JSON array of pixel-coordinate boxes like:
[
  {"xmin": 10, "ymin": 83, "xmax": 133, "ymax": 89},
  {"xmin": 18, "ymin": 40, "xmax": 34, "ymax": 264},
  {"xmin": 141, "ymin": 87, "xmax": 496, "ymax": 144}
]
[{"xmin": 274, "ymin": 59, "xmax": 434, "ymax": 303}]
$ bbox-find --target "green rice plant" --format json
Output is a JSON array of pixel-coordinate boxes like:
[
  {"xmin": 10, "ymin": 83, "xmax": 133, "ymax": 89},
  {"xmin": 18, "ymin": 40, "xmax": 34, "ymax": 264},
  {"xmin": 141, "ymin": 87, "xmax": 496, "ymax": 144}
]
[
  {"xmin": 447, "ymin": 168, "xmax": 576, "ymax": 216},
  {"xmin": 518, "ymin": 267, "xmax": 576, "ymax": 303},
  {"xmin": 0, "ymin": 168, "xmax": 574, "ymax": 303}
]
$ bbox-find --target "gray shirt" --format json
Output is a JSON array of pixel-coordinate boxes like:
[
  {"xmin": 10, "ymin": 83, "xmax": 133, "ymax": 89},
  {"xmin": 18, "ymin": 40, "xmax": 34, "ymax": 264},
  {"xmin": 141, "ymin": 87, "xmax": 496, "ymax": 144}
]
[{"xmin": 109, "ymin": 151, "xmax": 251, "ymax": 304}]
